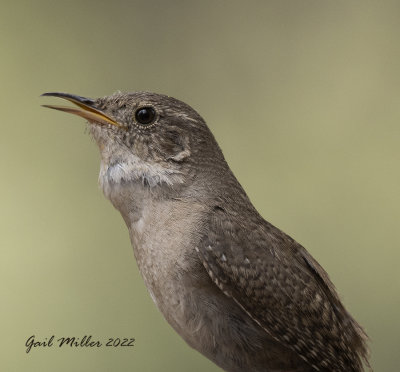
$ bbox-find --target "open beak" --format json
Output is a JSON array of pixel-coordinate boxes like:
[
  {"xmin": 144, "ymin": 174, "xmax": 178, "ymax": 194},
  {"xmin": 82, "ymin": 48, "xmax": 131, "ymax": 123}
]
[{"xmin": 41, "ymin": 92, "xmax": 123, "ymax": 128}]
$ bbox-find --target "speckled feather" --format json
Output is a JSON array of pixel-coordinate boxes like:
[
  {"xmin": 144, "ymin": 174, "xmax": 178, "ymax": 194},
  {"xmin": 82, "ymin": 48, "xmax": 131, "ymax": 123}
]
[{"xmin": 197, "ymin": 202, "xmax": 369, "ymax": 371}]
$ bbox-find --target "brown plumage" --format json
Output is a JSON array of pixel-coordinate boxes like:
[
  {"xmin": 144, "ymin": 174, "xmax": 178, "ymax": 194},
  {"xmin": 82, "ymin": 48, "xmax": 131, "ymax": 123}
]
[
  {"xmin": 198, "ymin": 202, "xmax": 368, "ymax": 371},
  {"xmin": 42, "ymin": 91, "xmax": 370, "ymax": 371}
]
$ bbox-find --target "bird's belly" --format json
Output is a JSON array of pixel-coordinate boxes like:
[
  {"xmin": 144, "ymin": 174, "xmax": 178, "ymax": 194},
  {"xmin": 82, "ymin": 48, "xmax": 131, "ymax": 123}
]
[
  {"xmin": 126, "ymin": 204, "xmax": 312, "ymax": 372},
  {"xmin": 132, "ymin": 236, "xmax": 310, "ymax": 372},
  {"xmin": 168, "ymin": 277, "xmax": 312, "ymax": 372}
]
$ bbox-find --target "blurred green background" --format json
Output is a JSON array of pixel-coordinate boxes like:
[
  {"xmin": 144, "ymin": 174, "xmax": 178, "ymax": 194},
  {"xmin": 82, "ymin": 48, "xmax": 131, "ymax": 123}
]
[{"xmin": 1, "ymin": 0, "xmax": 399, "ymax": 371}]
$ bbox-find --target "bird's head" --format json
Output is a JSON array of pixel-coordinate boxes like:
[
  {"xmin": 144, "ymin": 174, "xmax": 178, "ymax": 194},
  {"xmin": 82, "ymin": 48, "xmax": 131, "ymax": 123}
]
[{"xmin": 42, "ymin": 91, "xmax": 225, "ymax": 201}]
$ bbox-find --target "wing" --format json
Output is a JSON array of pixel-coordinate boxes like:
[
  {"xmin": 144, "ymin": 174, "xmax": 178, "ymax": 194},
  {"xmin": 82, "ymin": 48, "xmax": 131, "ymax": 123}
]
[{"xmin": 196, "ymin": 205, "xmax": 369, "ymax": 371}]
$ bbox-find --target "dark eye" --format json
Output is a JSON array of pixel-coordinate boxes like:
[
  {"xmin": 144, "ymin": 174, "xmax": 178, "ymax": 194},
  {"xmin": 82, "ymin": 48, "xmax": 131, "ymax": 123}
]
[{"xmin": 135, "ymin": 107, "xmax": 156, "ymax": 125}]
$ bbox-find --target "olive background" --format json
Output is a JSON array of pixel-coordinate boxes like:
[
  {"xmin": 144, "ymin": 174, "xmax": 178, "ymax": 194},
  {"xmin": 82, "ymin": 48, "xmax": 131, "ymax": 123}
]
[{"xmin": 1, "ymin": 1, "xmax": 399, "ymax": 371}]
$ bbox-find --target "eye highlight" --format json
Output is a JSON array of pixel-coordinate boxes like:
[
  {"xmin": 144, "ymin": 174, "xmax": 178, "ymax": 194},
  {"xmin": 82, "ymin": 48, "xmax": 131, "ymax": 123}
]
[{"xmin": 135, "ymin": 107, "xmax": 156, "ymax": 125}]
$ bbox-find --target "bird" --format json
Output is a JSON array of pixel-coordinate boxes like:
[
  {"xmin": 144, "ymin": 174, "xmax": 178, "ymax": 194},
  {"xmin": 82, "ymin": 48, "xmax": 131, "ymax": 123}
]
[{"xmin": 42, "ymin": 91, "xmax": 369, "ymax": 372}]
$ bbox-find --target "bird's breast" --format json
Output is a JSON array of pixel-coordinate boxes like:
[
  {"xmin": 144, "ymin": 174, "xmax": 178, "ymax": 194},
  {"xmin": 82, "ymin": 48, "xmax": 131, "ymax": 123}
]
[{"xmin": 126, "ymin": 198, "xmax": 207, "ymax": 325}]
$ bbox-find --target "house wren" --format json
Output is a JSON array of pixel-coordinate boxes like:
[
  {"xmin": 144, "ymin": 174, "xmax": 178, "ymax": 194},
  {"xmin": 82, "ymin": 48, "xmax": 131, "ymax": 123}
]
[{"xmin": 42, "ymin": 91, "xmax": 369, "ymax": 372}]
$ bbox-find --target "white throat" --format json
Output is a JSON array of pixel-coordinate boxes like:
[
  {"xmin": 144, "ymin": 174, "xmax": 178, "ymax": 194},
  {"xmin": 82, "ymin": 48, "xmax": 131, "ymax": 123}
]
[{"xmin": 99, "ymin": 154, "xmax": 185, "ymax": 200}]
